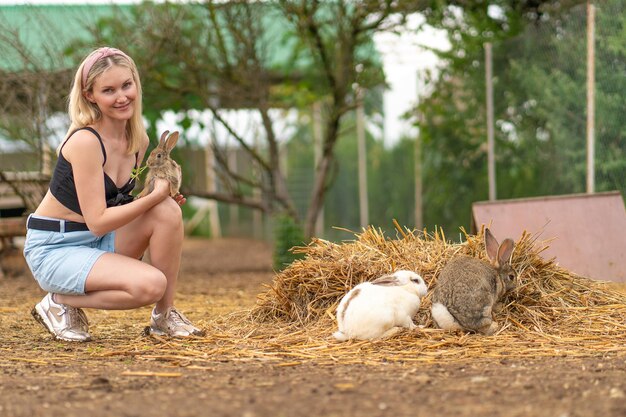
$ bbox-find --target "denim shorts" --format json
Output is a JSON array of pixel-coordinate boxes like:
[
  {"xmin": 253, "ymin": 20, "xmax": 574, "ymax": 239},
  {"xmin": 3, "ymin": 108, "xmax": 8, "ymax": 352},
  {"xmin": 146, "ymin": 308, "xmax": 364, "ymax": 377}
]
[{"xmin": 23, "ymin": 215, "xmax": 115, "ymax": 295}]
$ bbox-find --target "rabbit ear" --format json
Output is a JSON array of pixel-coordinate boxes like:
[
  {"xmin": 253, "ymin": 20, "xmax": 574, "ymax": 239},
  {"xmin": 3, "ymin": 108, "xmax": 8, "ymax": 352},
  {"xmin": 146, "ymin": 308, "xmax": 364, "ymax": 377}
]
[
  {"xmin": 484, "ymin": 228, "xmax": 500, "ymax": 266},
  {"xmin": 371, "ymin": 275, "xmax": 403, "ymax": 286},
  {"xmin": 497, "ymin": 239, "xmax": 515, "ymax": 266},
  {"xmin": 164, "ymin": 131, "xmax": 179, "ymax": 152},
  {"xmin": 158, "ymin": 130, "xmax": 170, "ymax": 148}
]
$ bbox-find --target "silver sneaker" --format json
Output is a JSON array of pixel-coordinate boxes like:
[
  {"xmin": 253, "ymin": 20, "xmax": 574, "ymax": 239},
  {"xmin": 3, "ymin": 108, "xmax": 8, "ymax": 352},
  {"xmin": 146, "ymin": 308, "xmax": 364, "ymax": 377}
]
[
  {"xmin": 31, "ymin": 293, "xmax": 91, "ymax": 342},
  {"xmin": 149, "ymin": 307, "xmax": 204, "ymax": 337}
]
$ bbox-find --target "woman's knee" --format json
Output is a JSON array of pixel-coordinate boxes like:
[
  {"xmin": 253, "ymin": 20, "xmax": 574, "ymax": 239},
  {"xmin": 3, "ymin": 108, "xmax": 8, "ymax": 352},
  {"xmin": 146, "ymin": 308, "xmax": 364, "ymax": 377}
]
[
  {"xmin": 151, "ymin": 198, "xmax": 183, "ymax": 223},
  {"xmin": 115, "ymin": 198, "xmax": 182, "ymax": 257},
  {"xmin": 148, "ymin": 198, "xmax": 183, "ymax": 231},
  {"xmin": 131, "ymin": 270, "xmax": 167, "ymax": 305}
]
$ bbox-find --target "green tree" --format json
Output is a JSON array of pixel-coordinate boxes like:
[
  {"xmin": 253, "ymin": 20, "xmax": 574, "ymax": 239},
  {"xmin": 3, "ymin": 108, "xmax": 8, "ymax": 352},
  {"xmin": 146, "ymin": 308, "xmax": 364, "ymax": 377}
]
[
  {"xmin": 0, "ymin": 0, "xmax": 589, "ymax": 239},
  {"xmin": 412, "ymin": 0, "xmax": 624, "ymax": 233},
  {"xmin": 77, "ymin": 0, "xmax": 398, "ymax": 238}
]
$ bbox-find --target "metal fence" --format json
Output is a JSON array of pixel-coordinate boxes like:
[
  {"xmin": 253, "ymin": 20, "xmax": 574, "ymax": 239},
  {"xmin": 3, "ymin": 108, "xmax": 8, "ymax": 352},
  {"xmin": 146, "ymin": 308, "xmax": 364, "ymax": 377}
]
[{"xmin": 488, "ymin": 0, "xmax": 625, "ymax": 199}]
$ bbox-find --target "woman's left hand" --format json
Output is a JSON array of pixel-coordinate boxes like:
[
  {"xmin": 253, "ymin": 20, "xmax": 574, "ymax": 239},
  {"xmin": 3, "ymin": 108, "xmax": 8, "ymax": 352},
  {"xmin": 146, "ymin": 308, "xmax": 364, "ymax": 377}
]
[{"xmin": 173, "ymin": 193, "xmax": 186, "ymax": 206}]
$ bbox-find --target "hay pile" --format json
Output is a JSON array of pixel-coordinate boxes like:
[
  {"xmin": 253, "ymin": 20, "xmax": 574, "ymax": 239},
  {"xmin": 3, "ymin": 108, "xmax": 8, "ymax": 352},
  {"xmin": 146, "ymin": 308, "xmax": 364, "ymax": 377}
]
[
  {"xmin": 7, "ymin": 225, "xmax": 624, "ymax": 368},
  {"xmin": 243, "ymin": 224, "xmax": 626, "ymax": 361}
]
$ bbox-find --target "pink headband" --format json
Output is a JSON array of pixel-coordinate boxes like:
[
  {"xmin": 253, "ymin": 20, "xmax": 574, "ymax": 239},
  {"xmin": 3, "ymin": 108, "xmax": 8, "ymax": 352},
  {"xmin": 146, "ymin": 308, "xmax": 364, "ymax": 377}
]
[{"xmin": 81, "ymin": 47, "xmax": 131, "ymax": 89}]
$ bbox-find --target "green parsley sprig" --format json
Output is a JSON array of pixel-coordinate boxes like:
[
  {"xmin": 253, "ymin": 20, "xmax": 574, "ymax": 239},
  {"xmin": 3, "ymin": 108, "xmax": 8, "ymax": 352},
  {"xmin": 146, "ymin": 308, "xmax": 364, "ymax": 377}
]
[{"xmin": 130, "ymin": 165, "xmax": 148, "ymax": 181}]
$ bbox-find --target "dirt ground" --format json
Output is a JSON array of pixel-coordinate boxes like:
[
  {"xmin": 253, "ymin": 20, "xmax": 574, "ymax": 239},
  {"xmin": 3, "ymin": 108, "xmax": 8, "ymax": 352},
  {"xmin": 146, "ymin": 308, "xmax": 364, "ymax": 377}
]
[{"xmin": 1, "ymin": 237, "xmax": 625, "ymax": 417}]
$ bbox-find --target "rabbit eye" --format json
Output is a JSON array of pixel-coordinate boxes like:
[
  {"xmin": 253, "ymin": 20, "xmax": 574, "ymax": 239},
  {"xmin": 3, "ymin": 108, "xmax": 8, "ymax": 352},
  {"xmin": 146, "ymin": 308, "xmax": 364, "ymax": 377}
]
[{"xmin": 508, "ymin": 273, "xmax": 515, "ymax": 281}]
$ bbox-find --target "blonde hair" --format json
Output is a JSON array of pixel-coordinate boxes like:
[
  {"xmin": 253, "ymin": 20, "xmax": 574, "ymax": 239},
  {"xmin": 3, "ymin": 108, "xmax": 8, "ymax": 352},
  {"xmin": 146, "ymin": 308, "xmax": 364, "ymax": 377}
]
[{"xmin": 62, "ymin": 49, "xmax": 145, "ymax": 155}]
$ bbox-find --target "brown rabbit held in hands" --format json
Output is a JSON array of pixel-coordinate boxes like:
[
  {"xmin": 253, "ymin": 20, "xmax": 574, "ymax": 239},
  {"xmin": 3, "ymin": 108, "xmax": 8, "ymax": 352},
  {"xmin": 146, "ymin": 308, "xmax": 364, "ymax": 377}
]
[
  {"xmin": 137, "ymin": 130, "xmax": 182, "ymax": 198},
  {"xmin": 430, "ymin": 228, "xmax": 516, "ymax": 335}
]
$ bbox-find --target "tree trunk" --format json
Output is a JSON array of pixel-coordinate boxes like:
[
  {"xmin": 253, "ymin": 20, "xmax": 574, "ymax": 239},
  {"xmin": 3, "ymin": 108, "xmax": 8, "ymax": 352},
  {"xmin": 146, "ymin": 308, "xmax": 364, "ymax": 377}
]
[{"xmin": 304, "ymin": 113, "xmax": 341, "ymax": 237}]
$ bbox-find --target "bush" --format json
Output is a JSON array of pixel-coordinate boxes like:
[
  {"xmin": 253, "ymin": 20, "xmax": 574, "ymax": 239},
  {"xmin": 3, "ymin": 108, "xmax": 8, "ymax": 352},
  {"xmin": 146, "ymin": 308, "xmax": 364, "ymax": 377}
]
[{"xmin": 273, "ymin": 214, "xmax": 306, "ymax": 271}]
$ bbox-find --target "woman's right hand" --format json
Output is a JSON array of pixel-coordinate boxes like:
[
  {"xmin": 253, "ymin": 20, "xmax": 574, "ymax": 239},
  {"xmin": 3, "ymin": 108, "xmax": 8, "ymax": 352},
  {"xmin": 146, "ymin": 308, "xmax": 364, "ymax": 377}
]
[{"xmin": 152, "ymin": 178, "xmax": 171, "ymax": 200}]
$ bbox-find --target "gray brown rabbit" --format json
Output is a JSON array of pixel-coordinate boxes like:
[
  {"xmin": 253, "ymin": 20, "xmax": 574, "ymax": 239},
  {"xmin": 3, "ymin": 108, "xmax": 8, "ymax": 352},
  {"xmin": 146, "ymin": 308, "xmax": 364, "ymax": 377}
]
[
  {"xmin": 137, "ymin": 130, "xmax": 181, "ymax": 198},
  {"xmin": 431, "ymin": 228, "xmax": 516, "ymax": 335}
]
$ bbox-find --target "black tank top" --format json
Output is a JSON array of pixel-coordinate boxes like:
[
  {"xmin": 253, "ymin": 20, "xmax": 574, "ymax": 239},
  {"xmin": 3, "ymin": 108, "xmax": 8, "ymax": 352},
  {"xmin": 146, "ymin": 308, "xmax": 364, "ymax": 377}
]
[{"xmin": 49, "ymin": 127, "xmax": 138, "ymax": 215}]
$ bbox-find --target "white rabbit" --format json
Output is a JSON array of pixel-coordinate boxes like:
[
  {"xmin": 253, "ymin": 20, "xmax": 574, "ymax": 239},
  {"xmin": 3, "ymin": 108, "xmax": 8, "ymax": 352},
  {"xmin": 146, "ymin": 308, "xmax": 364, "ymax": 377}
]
[{"xmin": 333, "ymin": 270, "xmax": 428, "ymax": 341}]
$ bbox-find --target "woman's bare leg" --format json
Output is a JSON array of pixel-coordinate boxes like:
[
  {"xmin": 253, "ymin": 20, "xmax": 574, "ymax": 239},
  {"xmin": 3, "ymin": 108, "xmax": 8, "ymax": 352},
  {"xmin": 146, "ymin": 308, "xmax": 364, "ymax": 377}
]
[
  {"xmin": 56, "ymin": 198, "xmax": 183, "ymax": 311},
  {"xmin": 56, "ymin": 253, "xmax": 166, "ymax": 309},
  {"xmin": 114, "ymin": 197, "xmax": 184, "ymax": 313}
]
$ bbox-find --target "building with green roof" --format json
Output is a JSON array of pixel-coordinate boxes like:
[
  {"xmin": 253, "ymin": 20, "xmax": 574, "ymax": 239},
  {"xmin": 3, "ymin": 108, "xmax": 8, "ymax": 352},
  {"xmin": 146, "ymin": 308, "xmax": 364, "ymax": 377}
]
[
  {"xmin": 0, "ymin": 3, "xmax": 381, "ymax": 75},
  {"xmin": 0, "ymin": 2, "xmax": 383, "ymax": 153}
]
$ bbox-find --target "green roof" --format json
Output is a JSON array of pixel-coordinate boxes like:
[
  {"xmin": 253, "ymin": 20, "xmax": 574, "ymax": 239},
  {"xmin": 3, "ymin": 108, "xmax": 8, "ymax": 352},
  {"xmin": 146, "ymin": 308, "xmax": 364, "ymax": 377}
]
[
  {"xmin": 0, "ymin": 4, "xmax": 134, "ymax": 71},
  {"xmin": 0, "ymin": 3, "xmax": 380, "ymax": 73}
]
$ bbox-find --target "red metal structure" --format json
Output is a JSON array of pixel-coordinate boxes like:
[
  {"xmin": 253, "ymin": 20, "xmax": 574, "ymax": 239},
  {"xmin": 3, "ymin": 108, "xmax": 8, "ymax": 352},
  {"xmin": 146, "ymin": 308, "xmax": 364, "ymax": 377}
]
[{"xmin": 472, "ymin": 191, "xmax": 626, "ymax": 283}]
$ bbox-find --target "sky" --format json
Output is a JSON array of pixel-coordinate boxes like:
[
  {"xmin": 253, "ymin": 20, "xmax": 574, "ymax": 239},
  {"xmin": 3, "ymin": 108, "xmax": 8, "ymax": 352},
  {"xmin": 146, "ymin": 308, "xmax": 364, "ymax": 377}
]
[
  {"xmin": 373, "ymin": 14, "xmax": 448, "ymax": 144},
  {"xmin": 4, "ymin": 0, "xmax": 448, "ymax": 146}
]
